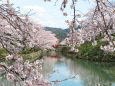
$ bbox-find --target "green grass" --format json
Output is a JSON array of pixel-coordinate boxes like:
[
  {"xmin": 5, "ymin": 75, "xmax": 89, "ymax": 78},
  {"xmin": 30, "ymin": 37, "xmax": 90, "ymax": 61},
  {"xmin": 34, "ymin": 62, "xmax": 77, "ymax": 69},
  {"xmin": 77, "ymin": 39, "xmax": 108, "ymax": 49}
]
[
  {"xmin": 0, "ymin": 48, "xmax": 9, "ymax": 58},
  {"xmin": 19, "ymin": 46, "xmax": 41, "ymax": 54},
  {"xmin": 0, "ymin": 46, "xmax": 45, "ymax": 62},
  {"xmin": 57, "ymin": 34, "xmax": 115, "ymax": 61},
  {"xmin": 76, "ymin": 35, "xmax": 115, "ymax": 61},
  {"xmin": 20, "ymin": 50, "xmax": 44, "ymax": 62}
]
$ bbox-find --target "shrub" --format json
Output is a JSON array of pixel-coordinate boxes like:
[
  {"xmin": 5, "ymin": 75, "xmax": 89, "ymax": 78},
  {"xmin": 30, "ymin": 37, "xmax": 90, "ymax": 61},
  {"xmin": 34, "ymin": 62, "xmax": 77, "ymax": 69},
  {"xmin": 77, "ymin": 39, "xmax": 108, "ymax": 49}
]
[{"xmin": 76, "ymin": 36, "xmax": 115, "ymax": 61}]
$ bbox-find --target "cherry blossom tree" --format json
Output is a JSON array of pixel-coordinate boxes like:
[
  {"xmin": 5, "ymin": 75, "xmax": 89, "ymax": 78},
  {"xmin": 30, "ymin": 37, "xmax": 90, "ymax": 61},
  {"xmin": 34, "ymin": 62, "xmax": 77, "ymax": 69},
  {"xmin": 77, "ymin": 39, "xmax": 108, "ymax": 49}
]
[
  {"xmin": 27, "ymin": 22, "xmax": 58, "ymax": 49},
  {"xmin": 46, "ymin": 0, "xmax": 115, "ymax": 52},
  {"xmin": 0, "ymin": 0, "xmax": 115, "ymax": 85},
  {"xmin": 0, "ymin": 0, "xmax": 58, "ymax": 86},
  {"xmin": 0, "ymin": 0, "xmax": 58, "ymax": 54}
]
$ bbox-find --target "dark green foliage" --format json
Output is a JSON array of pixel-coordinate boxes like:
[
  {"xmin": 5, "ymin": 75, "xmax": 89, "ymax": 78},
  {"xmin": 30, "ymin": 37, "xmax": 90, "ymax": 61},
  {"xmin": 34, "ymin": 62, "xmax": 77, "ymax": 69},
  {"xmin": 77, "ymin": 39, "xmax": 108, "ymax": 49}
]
[
  {"xmin": 56, "ymin": 34, "xmax": 115, "ymax": 61},
  {"xmin": 45, "ymin": 26, "xmax": 81, "ymax": 41},
  {"xmin": 77, "ymin": 41, "xmax": 104, "ymax": 59},
  {"xmin": 0, "ymin": 48, "xmax": 9, "ymax": 58},
  {"xmin": 19, "ymin": 46, "xmax": 41, "ymax": 54},
  {"xmin": 45, "ymin": 27, "xmax": 67, "ymax": 41},
  {"xmin": 76, "ymin": 38, "xmax": 115, "ymax": 61}
]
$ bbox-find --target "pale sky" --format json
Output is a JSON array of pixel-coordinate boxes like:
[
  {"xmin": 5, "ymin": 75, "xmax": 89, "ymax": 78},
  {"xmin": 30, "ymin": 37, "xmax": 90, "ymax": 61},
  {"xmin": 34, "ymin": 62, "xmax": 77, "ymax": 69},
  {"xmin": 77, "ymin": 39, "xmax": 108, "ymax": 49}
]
[{"xmin": 9, "ymin": 0, "xmax": 96, "ymax": 29}]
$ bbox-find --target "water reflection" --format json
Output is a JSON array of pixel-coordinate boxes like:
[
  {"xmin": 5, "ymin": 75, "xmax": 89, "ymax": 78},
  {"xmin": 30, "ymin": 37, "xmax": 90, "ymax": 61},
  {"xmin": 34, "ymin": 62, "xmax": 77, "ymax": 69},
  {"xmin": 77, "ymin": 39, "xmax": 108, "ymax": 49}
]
[
  {"xmin": 0, "ymin": 75, "xmax": 14, "ymax": 86},
  {"xmin": 42, "ymin": 53, "xmax": 115, "ymax": 86},
  {"xmin": 0, "ymin": 51, "xmax": 115, "ymax": 86}
]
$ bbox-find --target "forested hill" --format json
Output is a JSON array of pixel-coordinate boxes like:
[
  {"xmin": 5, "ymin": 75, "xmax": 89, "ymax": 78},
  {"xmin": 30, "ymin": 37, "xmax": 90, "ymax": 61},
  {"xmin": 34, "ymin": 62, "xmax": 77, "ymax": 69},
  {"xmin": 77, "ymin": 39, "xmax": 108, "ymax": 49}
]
[
  {"xmin": 45, "ymin": 26, "xmax": 81, "ymax": 41},
  {"xmin": 45, "ymin": 27, "xmax": 68, "ymax": 41}
]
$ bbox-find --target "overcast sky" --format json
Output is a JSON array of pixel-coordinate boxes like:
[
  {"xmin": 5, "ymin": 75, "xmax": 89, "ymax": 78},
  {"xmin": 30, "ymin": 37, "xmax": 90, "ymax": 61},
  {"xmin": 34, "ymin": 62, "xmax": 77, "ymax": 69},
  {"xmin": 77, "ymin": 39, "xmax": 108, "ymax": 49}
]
[{"xmin": 10, "ymin": 0, "xmax": 96, "ymax": 29}]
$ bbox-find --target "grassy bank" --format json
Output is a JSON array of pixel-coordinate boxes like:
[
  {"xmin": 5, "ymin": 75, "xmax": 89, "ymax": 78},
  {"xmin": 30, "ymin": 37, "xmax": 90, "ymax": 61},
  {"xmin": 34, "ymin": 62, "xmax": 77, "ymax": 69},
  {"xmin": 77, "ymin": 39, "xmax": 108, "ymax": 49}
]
[
  {"xmin": 0, "ymin": 47, "xmax": 47, "ymax": 62},
  {"xmin": 56, "ymin": 44, "xmax": 115, "ymax": 62},
  {"xmin": 0, "ymin": 48, "xmax": 9, "ymax": 58},
  {"xmin": 56, "ymin": 34, "xmax": 115, "ymax": 62},
  {"xmin": 20, "ymin": 50, "xmax": 47, "ymax": 62}
]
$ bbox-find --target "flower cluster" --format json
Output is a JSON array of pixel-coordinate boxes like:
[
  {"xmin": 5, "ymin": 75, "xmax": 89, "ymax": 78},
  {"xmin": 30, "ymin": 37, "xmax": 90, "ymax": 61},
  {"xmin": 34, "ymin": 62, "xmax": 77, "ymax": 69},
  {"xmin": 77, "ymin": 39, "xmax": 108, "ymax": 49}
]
[
  {"xmin": 0, "ymin": 0, "xmax": 58, "ymax": 52},
  {"xmin": 0, "ymin": 54, "xmax": 51, "ymax": 86},
  {"xmin": 61, "ymin": 0, "xmax": 115, "ymax": 52}
]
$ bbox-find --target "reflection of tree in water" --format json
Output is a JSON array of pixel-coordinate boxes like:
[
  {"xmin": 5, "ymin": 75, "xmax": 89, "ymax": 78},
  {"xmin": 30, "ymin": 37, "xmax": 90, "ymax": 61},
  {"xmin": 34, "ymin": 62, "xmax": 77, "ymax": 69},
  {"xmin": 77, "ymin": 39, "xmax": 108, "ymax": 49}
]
[
  {"xmin": 0, "ymin": 75, "xmax": 14, "ymax": 86},
  {"xmin": 42, "ymin": 56, "xmax": 58, "ymax": 78},
  {"xmin": 61, "ymin": 57, "xmax": 115, "ymax": 86},
  {"xmin": 41, "ymin": 52, "xmax": 115, "ymax": 86}
]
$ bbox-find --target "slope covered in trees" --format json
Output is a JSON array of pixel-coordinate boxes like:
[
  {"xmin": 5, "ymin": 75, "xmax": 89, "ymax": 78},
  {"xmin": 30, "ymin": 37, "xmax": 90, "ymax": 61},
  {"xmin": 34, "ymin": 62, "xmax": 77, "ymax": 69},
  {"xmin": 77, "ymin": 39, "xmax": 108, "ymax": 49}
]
[
  {"xmin": 45, "ymin": 27, "xmax": 67, "ymax": 41},
  {"xmin": 45, "ymin": 25, "xmax": 81, "ymax": 41}
]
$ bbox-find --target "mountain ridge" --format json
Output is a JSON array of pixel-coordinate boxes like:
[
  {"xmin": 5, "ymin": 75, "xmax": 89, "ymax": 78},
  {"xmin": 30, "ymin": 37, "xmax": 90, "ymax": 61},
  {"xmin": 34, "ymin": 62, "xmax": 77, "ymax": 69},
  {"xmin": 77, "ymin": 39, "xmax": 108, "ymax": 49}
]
[
  {"xmin": 44, "ymin": 26, "xmax": 81, "ymax": 41},
  {"xmin": 45, "ymin": 27, "xmax": 68, "ymax": 41}
]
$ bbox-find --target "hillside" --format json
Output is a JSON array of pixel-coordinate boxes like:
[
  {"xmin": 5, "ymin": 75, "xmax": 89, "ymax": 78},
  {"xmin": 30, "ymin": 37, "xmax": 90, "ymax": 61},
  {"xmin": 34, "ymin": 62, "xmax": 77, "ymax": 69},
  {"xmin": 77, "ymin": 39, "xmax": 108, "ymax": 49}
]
[
  {"xmin": 45, "ymin": 26, "xmax": 81, "ymax": 41},
  {"xmin": 45, "ymin": 27, "xmax": 68, "ymax": 41}
]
